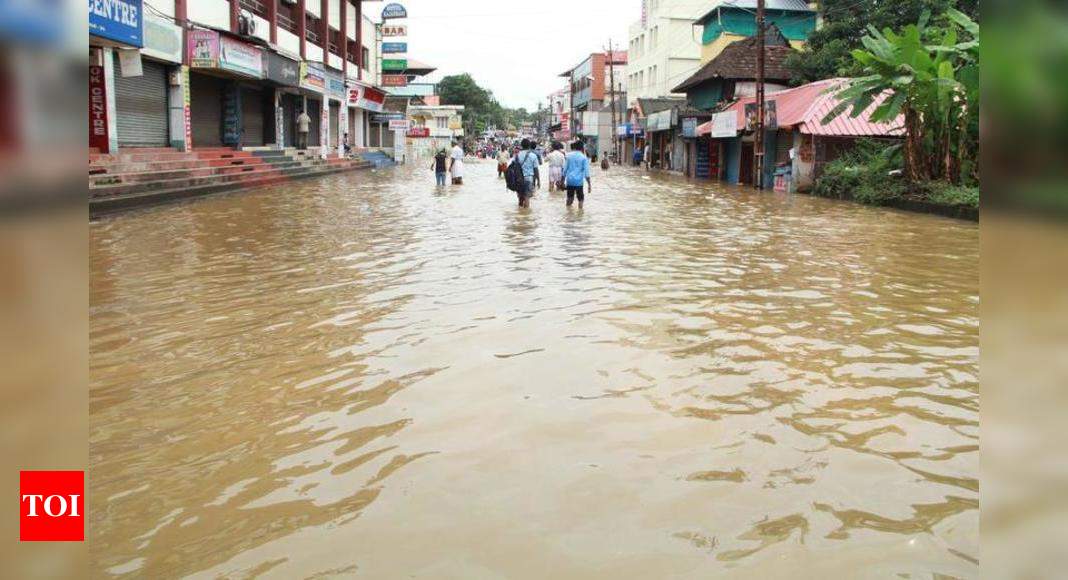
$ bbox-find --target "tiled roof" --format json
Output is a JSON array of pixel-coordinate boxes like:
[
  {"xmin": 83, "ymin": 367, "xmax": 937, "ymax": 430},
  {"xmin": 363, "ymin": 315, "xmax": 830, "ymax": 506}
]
[
  {"xmin": 636, "ymin": 98, "xmax": 684, "ymax": 117},
  {"xmin": 673, "ymin": 30, "xmax": 795, "ymax": 93}
]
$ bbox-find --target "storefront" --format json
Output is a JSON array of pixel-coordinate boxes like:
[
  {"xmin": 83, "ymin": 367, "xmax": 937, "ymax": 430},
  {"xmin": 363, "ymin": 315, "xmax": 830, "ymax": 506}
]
[
  {"xmin": 185, "ymin": 29, "xmax": 267, "ymax": 148},
  {"xmin": 89, "ymin": 0, "xmax": 143, "ymax": 153},
  {"xmin": 264, "ymin": 51, "xmax": 301, "ymax": 148},
  {"xmin": 299, "ymin": 62, "xmax": 326, "ymax": 151},
  {"xmin": 347, "ymin": 81, "xmax": 386, "ymax": 149},
  {"xmin": 325, "ymin": 68, "xmax": 346, "ymax": 155}
]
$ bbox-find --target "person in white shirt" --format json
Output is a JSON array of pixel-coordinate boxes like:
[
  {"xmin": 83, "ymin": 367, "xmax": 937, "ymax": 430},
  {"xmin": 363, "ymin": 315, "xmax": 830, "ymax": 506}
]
[
  {"xmin": 448, "ymin": 141, "xmax": 465, "ymax": 185},
  {"xmin": 546, "ymin": 142, "xmax": 566, "ymax": 192},
  {"xmin": 296, "ymin": 109, "xmax": 311, "ymax": 150}
]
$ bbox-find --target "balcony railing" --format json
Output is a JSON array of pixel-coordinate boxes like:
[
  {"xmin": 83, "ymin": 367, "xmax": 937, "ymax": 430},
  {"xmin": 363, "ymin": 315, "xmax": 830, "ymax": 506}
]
[{"xmin": 238, "ymin": 0, "xmax": 267, "ymax": 18}]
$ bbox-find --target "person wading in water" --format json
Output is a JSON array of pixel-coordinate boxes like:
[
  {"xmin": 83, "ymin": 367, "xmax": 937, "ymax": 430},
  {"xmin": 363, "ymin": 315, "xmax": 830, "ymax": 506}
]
[
  {"xmin": 432, "ymin": 149, "xmax": 448, "ymax": 187},
  {"xmin": 563, "ymin": 140, "xmax": 592, "ymax": 209}
]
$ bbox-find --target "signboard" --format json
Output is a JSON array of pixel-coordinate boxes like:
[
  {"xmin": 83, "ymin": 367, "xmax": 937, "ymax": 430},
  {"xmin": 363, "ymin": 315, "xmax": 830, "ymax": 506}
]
[
  {"xmin": 182, "ymin": 65, "xmax": 192, "ymax": 149},
  {"xmin": 447, "ymin": 116, "xmax": 462, "ymax": 130},
  {"xmin": 300, "ymin": 61, "xmax": 326, "ymax": 91},
  {"xmin": 382, "ymin": 59, "xmax": 408, "ymax": 71},
  {"xmin": 348, "ymin": 84, "xmax": 385, "ymax": 112},
  {"xmin": 266, "ymin": 51, "xmax": 300, "ymax": 86},
  {"xmin": 646, "ymin": 109, "xmax": 672, "ymax": 131},
  {"xmin": 744, "ymin": 101, "xmax": 777, "ymax": 131},
  {"xmin": 219, "ymin": 35, "xmax": 263, "ymax": 78},
  {"xmin": 88, "ymin": 65, "xmax": 109, "ymax": 152},
  {"xmin": 142, "ymin": 12, "xmax": 182, "ymax": 63},
  {"xmin": 89, "ymin": 0, "xmax": 143, "ymax": 47},
  {"xmin": 381, "ymin": 2, "xmax": 407, "ymax": 19},
  {"xmin": 381, "ymin": 42, "xmax": 407, "ymax": 54},
  {"xmin": 117, "ymin": 48, "xmax": 142, "ymax": 77},
  {"xmin": 325, "ymin": 69, "xmax": 345, "ymax": 99},
  {"xmin": 187, "ymin": 29, "xmax": 219, "ymax": 68},
  {"xmin": 681, "ymin": 117, "xmax": 698, "ymax": 138},
  {"xmin": 371, "ymin": 112, "xmax": 404, "ymax": 123},
  {"xmin": 388, "ymin": 119, "xmax": 410, "ymax": 131},
  {"xmin": 407, "ymin": 127, "xmax": 429, "ymax": 138},
  {"xmin": 381, "ymin": 24, "xmax": 407, "ymax": 37},
  {"xmin": 709, "ymin": 111, "xmax": 737, "ymax": 138},
  {"xmin": 381, "ymin": 74, "xmax": 408, "ymax": 87}
]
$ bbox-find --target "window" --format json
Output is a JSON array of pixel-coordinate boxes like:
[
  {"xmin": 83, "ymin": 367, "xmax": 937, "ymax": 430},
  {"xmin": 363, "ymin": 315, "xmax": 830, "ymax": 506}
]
[
  {"xmin": 362, "ymin": 46, "xmax": 370, "ymax": 67},
  {"xmin": 277, "ymin": 3, "xmax": 297, "ymax": 34},
  {"xmin": 437, "ymin": 117, "xmax": 448, "ymax": 129},
  {"xmin": 305, "ymin": 14, "xmax": 321, "ymax": 44}
]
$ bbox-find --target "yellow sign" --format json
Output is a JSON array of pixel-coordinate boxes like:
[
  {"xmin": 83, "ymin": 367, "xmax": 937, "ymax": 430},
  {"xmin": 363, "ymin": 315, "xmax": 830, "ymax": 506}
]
[{"xmin": 447, "ymin": 116, "xmax": 462, "ymax": 130}]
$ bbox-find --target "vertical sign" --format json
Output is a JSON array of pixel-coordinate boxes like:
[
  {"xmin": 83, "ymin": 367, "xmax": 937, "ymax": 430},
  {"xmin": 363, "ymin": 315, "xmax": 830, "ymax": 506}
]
[
  {"xmin": 182, "ymin": 66, "xmax": 192, "ymax": 150},
  {"xmin": 275, "ymin": 90, "xmax": 285, "ymax": 149},
  {"xmin": 338, "ymin": 105, "xmax": 348, "ymax": 157},
  {"xmin": 88, "ymin": 65, "xmax": 109, "ymax": 152},
  {"xmin": 320, "ymin": 99, "xmax": 329, "ymax": 158}
]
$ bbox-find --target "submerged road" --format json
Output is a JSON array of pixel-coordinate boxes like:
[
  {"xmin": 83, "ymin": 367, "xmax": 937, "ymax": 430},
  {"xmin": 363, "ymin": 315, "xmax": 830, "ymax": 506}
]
[{"xmin": 90, "ymin": 160, "xmax": 979, "ymax": 578}]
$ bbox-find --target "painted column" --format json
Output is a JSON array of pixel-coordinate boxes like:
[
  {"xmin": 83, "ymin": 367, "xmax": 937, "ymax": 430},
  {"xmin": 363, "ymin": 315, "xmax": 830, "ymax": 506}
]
[
  {"xmin": 320, "ymin": 0, "xmax": 329, "ymax": 66},
  {"xmin": 101, "ymin": 48, "xmax": 119, "ymax": 153},
  {"xmin": 355, "ymin": 0, "xmax": 362, "ymax": 79},
  {"xmin": 168, "ymin": 66, "xmax": 191, "ymax": 151},
  {"xmin": 274, "ymin": 89, "xmax": 284, "ymax": 150},
  {"xmin": 338, "ymin": 102, "xmax": 347, "ymax": 157},
  {"xmin": 320, "ymin": 94, "xmax": 329, "ymax": 158},
  {"xmin": 230, "ymin": 0, "xmax": 239, "ymax": 34},
  {"xmin": 340, "ymin": 0, "xmax": 347, "ymax": 77},
  {"xmin": 298, "ymin": 0, "xmax": 307, "ymax": 59}
]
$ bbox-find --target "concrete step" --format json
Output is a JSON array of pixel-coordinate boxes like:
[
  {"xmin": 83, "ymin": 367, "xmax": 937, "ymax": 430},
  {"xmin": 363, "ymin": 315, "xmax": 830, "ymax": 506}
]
[
  {"xmin": 90, "ymin": 159, "xmax": 304, "ymax": 186},
  {"xmin": 90, "ymin": 162, "xmax": 372, "ymax": 215},
  {"xmin": 90, "ymin": 165, "xmax": 286, "ymax": 198}
]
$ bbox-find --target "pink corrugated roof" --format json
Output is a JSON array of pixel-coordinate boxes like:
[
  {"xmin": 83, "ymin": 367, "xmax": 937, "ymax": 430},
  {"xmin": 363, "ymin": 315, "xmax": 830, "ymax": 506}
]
[{"xmin": 725, "ymin": 78, "xmax": 904, "ymax": 137}]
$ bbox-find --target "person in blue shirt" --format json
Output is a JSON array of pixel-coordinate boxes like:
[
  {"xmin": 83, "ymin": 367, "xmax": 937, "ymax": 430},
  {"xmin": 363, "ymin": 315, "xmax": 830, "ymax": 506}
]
[
  {"xmin": 562, "ymin": 141, "xmax": 592, "ymax": 208},
  {"xmin": 515, "ymin": 138, "xmax": 541, "ymax": 208}
]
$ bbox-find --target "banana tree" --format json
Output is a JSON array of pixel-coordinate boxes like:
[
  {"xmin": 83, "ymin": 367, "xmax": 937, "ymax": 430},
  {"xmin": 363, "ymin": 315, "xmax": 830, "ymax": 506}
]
[{"xmin": 825, "ymin": 9, "xmax": 979, "ymax": 184}]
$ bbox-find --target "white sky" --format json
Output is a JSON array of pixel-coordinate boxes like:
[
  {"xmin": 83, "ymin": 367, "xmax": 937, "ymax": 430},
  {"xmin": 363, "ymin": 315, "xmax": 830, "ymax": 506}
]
[{"xmin": 375, "ymin": 1, "xmax": 638, "ymax": 111}]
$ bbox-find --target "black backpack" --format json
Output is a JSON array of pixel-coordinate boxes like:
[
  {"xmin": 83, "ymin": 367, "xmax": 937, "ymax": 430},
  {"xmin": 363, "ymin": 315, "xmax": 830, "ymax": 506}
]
[{"xmin": 505, "ymin": 152, "xmax": 531, "ymax": 192}]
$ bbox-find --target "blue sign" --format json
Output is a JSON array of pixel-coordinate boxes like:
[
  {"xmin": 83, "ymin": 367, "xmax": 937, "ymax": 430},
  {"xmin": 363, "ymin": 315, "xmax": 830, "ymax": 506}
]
[
  {"xmin": 382, "ymin": 42, "xmax": 407, "ymax": 54},
  {"xmin": 381, "ymin": 2, "xmax": 407, "ymax": 19},
  {"xmin": 88, "ymin": 0, "xmax": 144, "ymax": 47}
]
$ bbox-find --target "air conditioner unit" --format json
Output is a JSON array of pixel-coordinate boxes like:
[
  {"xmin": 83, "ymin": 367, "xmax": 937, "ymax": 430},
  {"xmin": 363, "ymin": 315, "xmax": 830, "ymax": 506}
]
[{"xmin": 238, "ymin": 10, "xmax": 256, "ymax": 36}]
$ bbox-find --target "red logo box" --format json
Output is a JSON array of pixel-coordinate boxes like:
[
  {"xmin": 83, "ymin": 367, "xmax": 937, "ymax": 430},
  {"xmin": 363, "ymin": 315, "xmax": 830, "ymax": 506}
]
[{"xmin": 19, "ymin": 471, "xmax": 84, "ymax": 541}]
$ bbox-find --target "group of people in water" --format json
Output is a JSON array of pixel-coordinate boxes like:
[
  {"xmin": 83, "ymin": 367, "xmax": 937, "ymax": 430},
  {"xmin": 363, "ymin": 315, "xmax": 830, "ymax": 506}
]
[{"xmin": 433, "ymin": 138, "xmax": 595, "ymax": 209}]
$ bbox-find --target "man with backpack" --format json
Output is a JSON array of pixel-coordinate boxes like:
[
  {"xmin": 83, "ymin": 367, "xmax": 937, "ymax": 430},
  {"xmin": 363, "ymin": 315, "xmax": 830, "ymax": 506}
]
[{"xmin": 505, "ymin": 139, "xmax": 539, "ymax": 208}]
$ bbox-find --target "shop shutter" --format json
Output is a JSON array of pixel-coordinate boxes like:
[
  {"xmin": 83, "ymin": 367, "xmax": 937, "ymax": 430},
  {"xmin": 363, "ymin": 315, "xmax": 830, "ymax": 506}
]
[
  {"xmin": 190, "ymin": 73, "xmax": 224, "ymax": 147},
  {"xmin": 112, "ymin": 59, "xmax": 169, "ymax": 147},
  {"xmin": 241, "ymin": 87, "xmax": 264, "ymax": 146}
]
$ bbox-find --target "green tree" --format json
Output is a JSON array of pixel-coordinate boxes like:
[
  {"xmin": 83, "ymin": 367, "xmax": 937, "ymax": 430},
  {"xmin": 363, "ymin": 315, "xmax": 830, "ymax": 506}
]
[
  {"xmin": 826, "ymin": 9, "xmax": 979, "ymax": 184},
  {"xmin": 787, "ymin": 0, "xmax": 978, "ymax": 83}
]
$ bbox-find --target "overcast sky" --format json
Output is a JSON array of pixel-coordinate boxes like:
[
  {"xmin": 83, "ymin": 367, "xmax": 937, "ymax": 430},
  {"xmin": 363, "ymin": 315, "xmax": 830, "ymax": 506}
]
[{"xmin": 379, "ymin": 0, "xmax": 639, "ymax": 111}]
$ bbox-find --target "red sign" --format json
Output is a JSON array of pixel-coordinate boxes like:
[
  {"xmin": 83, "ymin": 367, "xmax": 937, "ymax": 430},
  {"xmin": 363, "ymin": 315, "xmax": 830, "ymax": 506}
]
[
  {"xmin": 88, "ymin": 65, "xmax": 109, "ymax": 152},
  {"xmin": 20, "ymin": 471, "xmax": 84, "ymax": 542},
  {"xmin": 381, "ymin": 74, "xmax": 408, "ymax": 87},
  {"xmin": 407, "ymin": 127, "xmax": 429, "ymax": 137}
]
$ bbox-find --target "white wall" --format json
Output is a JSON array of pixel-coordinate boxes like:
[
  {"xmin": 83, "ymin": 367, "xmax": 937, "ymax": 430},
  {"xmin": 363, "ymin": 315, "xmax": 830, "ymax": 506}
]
[
  {"xmin": 187, "ymin": 0, "xmax": 230, "ymax": 30},
  {"xmin": 278, "ymin": 29, "xmax": 300, "ymax": 57},
  {"xmin": 152, "ymin": 0, "xmax": 176, "ymax": 18},
  {"xmin": 306, "ymin": 43, "xmax": 323, "ymax": 62},
  {"xmin": 253, "ymin": 14, "xmax": 270, "ymax": 43},
  {"xmin": 306, "ymin": 0, "xmax": 320, "ymax": 18},
  {"xmin": 624, "ymin": 0, "xmax": 705, "ymax": 106},
  {"xmin": 329, "ymin": 0, "xmax": 340, "ymax": 28}
]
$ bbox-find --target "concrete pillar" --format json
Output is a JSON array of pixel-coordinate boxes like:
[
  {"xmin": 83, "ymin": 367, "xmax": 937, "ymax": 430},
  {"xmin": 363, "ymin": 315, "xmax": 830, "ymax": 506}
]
[{"xmin": 168, "ymin": 65, "xmax": 191, "ymax": 151}]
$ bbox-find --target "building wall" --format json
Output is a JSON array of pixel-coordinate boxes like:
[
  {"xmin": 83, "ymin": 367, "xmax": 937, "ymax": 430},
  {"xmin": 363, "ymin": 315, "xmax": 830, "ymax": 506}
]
[
  {"xmin": 625, "ymin": 0, "xmax": 705, "ymax": 108},
  {"xmin": 700, "ymin": 9, "xmax": 816, "ymax": 63},
  {"xmin": 186, "ymin": 0, "xmax": 229, "ymax": 30}
]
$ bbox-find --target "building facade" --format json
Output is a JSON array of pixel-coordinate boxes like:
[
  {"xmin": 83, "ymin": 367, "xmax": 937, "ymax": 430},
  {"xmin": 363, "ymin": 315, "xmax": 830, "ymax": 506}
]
[
  {"xmin": 624, "ymin": 0, "xmax": 706, "ymax": 109},
  {"xmin": 406, "ymin": 104, "xmax": 464, "ymax": 158},
  {"xmin": 694, "ymin": 0, "xmax": 818, "ymax": 64},
  {"xmin": 89, "ymin": 0, "xmax": 387, "ymax": 155},
  {"xmin": 561, "ymin": 51, "xmax": 627, "ymax": 159}
]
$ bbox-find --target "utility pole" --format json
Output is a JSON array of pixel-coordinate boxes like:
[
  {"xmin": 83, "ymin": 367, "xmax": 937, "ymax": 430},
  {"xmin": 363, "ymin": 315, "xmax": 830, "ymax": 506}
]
[
  {"xmin": 755, "ymin": 0, "xmax": 766, "ymax": 189},
  {"xmin": 607, "ymin": 40, "xmax": 619, "ymax": 164}
]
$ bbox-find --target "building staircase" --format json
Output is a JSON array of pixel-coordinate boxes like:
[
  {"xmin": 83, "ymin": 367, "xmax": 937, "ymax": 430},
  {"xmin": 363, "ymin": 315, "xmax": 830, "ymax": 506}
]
[{"xmin": 89, "ymin": 147, "xmax": 375, "ymax": 214}]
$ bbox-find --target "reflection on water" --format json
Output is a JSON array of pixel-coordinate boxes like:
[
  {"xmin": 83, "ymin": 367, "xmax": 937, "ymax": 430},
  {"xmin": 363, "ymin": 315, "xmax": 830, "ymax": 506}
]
[{"xmin": 90, "ymin": 162, "xmax": 978, "ymax": 578}]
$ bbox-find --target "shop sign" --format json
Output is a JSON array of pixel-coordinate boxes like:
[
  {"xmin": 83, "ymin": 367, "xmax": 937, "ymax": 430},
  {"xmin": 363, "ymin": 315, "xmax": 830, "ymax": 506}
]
[
  {"xmin": 744, "ymin": 101, "xmax": 777, "ymax": 131},
  {"xmin": 117, "ymin": 49, "xmax": 142, "ymax": 77},
  {"xmin": 381, "ymin": 2, "xmax": 407, "ymax": 19},
  {"xmin": 371, "ymin": 112, "xmax": 404, "ymax": 123},
  {"xmin": 325, "ymin": 69, "xmax": 346, "ymax": 99},
  {"xmin": 646, "ymin": 109, "xmax": 672, "ymax": 131},
  {"xmin": 382, "ymin": 42, "xmax": 407, "ymax": 54},
  {"xmin": 388, "ymin": 119, "xmax": 410, "ymax": 131},
  {"xmin": 348, "ymin": 84, "xmax": 385, "ymax": 112},
  {"xmin": 219, "ymin": 35, "xmax": 263, "ymax": 78},
  {"xmin": 88, "ymin": 65, "xmax": 109, "ymax": 151},
  {"xmin": 681, "ymin": 117, "xmax": 698, "ymax": 138},
  {"xmin": 407, "ymin": 127, "xmax": 429, "ymax": 138},
  {"xmin": 300, "ymin": 61, "xmax": 326, "ymax": 92},
  {"xmin": 382, "ymin": 59, "xmax": 407, "ymax": 71},
  {"xmin": 142, "ymin": 12, "xmax": 182, "ymax": 63},
  {"xmin": 89, "ymin": 0, "xmax": 143, "ymax": 47},
  {"xmin": 381, "ymin": 24, "xmax": 407, "ymax": 37},
  {"xmin": 182, "ymin": 65, "xmax": 192, "ymax": 149},
  {"xmin": 447, "ymin": 116, "xmax": 462, "ymax": 130},
  {"xmin": 381, "ymin": 74, "xmax": 408, "ymax": 87},
  {"xmin": 266, "ymin": 51, "xmax": 300, "ymax": 86},
  {"xmin": 187, "ymin": 29, "xmax": 219, "ymax": 67},
  {"xmin": 709, "ymin": 111, "xmax": 737, "ymax": 138}
]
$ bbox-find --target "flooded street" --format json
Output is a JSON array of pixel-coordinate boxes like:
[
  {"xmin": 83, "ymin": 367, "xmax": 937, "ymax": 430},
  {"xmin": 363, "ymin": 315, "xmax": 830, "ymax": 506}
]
[{"xmin": 90, "ymin": 162, "xmax": 978, "ymax": 578}]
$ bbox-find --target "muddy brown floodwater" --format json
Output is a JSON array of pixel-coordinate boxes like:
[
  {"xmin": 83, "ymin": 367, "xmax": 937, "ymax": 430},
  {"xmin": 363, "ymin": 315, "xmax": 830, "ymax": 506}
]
[{"xmin": 90, "ymin": 161, "xmax": 978, "ymax": 578}]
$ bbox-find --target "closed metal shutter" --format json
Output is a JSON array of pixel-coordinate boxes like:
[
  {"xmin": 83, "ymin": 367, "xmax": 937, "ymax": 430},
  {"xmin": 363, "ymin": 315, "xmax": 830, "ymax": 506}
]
[
  {"xmin": 113, "ymin": 59, "xmax": 169, "ymax": 147},
  {"xmin": 191, "ymin": 73, "xmax": 224, "ymax": 147},
  {"xmin": 241, "ymin": 87, "xmax": 264, "ymax": 146},
  {"xmin": 329, "ymin": 101, "xmax": 340, "ymax": 148}
]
